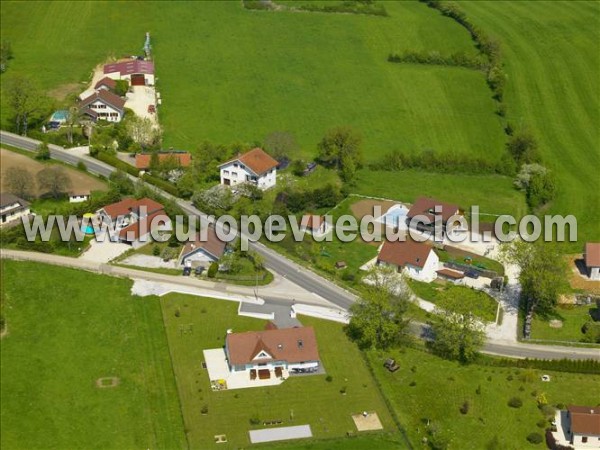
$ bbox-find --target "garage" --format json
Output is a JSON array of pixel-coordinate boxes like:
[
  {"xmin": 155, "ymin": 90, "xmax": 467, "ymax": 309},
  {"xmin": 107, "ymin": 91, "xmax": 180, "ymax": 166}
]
[{"xmin": 130, "ymin": 74, "xmax": 146, "ymax": 86}]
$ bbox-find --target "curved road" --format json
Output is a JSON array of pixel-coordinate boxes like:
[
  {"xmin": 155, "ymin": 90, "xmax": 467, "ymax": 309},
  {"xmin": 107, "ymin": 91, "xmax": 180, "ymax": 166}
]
[{"xmin": 2, "ymin": 131, "xmax": 599, "ymax": 361}]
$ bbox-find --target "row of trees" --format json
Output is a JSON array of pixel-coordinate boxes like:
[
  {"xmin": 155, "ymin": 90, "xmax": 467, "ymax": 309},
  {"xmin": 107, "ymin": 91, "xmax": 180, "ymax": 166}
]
[{"xmin": 3, "ymin": 165, "xmax": 72, "ymax": 200}]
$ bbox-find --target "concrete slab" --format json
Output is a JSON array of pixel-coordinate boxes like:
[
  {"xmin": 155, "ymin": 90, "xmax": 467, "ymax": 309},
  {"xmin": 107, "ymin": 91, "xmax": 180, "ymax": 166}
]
[
  {"xmin": 79, "ymin": 238, "xmax": 130, "ymax": 263},
  {"xmin": 352, "ymin": 412, "xmax": 383, "ymax": 431},
  {"xmin": 121, "ymin": 254, "xmax": 178, "ymax": 269},
  {"xmin": 249, "ymin": 425, "xmax": 312, "ymax": 444}
]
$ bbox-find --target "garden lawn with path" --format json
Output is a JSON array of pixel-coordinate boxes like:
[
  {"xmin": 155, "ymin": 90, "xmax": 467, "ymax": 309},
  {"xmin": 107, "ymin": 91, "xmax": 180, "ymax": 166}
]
[
  {"xmin": 530, "ymin": 303, "xmax": 600, "ymax": 344},
  {"xmin": 368, "ymin": 346, "xmax": 600, "ymax": 450},
  {"xmin": 0, "ymin": 261, "xmax": 186, "ymax": 450},
  {"xmin": 159, "ymin": 294, "xmax": 398, "ymax": 449}
]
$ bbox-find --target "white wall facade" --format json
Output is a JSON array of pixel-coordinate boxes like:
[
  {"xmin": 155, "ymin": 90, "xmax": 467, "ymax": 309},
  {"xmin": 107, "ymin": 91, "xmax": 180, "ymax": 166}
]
[
  {"xmin": 588, "ymin": 266, "xmax": 599, "ymax": 281},
  {"xmin": 220, "ymin": 162, "xmax": 276, "ymax": 190},
  {"xmin": 0, "ymin": 204, "xmax": 30, "ymax": 225},
  {"xmin": 86, "ymin": 100, "xmax": 122, "ymax": 122},
  {"xmin": 572, "ymin": 432, "xmax": 600, "ymax": 448},
  {"xmin": 69, "ymin": 195, "xmax": 89, "ymax": 203},
  {"xmin": 403, "ymin": 251, "xmax": 440, "ymax": 283}
]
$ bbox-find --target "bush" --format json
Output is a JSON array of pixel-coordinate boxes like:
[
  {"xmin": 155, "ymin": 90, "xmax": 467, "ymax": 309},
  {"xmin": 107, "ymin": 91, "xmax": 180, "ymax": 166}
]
[
  {"xmin": 152, "ymin": 245, "xmax": 160, "ymax": 256},
  {"xmin": 249, "ymin": 416, "xmax": 261, "ymax": 425},
  {"xmin": 526, "ymin": 432, "xmax": 543, "ymax": 444},
  {"xmin": 459, "ymin": 400, "xmax": 470, "ymax": 415},
  {"xmin": 207, "ymin": 262, "xmax": 218, "ymax": 278},
  {"xmin": 536, "ymin": 419, "xmax": 547, "ymax": 429},
  {"xmin": 508, "ymin": 397, "xmax": 523, "ymax": 408},
  {"xmin": 325, "ymin": 375, "xmax": 333, "ymax": 382},
  {"xmin": 409, "ymin": 381, "xmax": 416, "ymax": 387},
  {"xmin": 200, "ymin": 405, "xmax": 208, "ymax": 415},
  {"xmin": 581, "ymin": 321, "xmax": 600, "ymax": 343},
  {"xmin": 540, "ymin": 404, "xmax": 556, "ymax": 418},
  {"xmin": 76, "ymin": 161, "xmax": 87, "ymax": 171}
]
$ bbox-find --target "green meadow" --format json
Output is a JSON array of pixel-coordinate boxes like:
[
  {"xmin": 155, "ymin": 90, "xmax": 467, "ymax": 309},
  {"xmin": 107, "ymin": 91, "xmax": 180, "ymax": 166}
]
[{"xmin": 459, "ymin": 1, "xmax": 600, "ymax": 247}]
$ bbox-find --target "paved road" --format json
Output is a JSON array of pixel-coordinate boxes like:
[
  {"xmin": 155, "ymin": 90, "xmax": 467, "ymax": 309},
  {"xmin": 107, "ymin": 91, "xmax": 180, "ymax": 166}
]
[
  {"xmin": 3, "ymin": 249, "xmax": 599, "ymax": 361},
  {"xmin": 4, "ymin": 131, "xmax": 599, "ymax": 360},
  {"xmin": 1, "ymin": 130, "xmax": 357, "ymax": 310}
]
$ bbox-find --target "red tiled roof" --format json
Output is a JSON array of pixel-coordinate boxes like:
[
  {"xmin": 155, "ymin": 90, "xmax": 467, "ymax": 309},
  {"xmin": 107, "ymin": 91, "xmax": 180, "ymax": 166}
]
[
  {"xmin": 377, "ymin": 239, "xmax": 434, "ymax": 269},
  {"xmin": 221, "ymin": 148, "xmax": 278, "ymax": 176},
  {"xmin": 104, "ymin": 59, "xmax": 154, "ymax": 76},
  {"xmin": 94, "ymin": 77, "xmax": 117, "ymax": 90},
  {"xmin": 180, "ymin": 226, "xmax": 227, "ymax": 261},
  {"xmin": 100, "ymin": 197, "xmax": 164, "ymax": 220},
  {"xmin": 585, "ymin": 243, "xmax": 600, "ymax": 268},
  {"xmin": 407, "ymin": 197, "xmax": 461, "ymax": 224},
  {"xmin": 568, "ymin": 405, "xmax": 600, "ymax": 436},
  {"xmin": 119, "ymin": 211, "xmax": 170, "ymax": 241},
  {"xmin": 437, "ymin": 268, "xmax": 464, "ymax": 279},
  {"xmin": 301, "ymin": 214, "xmax": 325, "ymax": 231},
  {"xmin": 226, "ymin": 327, "xmax": 320, "ymax": 366},
  {"xmin": 79, "ymin": 89, "xmax": 125, "ymax": 112},
  {"xmin": 135, "ymin": 152, "xmax": 192, "ymax": 170}
]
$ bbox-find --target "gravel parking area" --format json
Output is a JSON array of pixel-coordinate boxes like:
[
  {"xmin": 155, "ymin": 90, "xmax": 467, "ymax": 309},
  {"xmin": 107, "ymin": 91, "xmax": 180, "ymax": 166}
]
[
  {"xmin": 125, "ymin": 86, "xmax": 158, "ymax": 125},
  {"xmin": 121, "ymin": 254, "xmax": 178, "ymax": 269}
]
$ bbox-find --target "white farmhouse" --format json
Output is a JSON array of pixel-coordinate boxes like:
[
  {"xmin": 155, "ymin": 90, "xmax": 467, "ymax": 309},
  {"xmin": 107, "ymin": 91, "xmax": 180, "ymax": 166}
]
[
  {"xmin": 219, "ymin": 148, "xmax": 278, "ymax": 190},
  {"xmin": 377, "ymin": 239, "xmax": 439, "ymax": 282},
  {"xmin": 0, "ymin": 193, "xmax": 30, "ymax": 226},
  {"xmin": 79, "ymin": 89, "xmax": 126, "ymax": 123}
]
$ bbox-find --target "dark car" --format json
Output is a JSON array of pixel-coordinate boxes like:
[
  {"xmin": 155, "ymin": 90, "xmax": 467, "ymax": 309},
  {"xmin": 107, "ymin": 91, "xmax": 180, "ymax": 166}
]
[
  {"xmin": 194, "ymin": 266, "xmax": 204, "ymax": 276},
  {"xmin": 182, "ymin": 267, "xmax": 192, "ymax": 276},
  {"xmin": 464, "ymin": 269, "xmax": 480, "ymax": 279}
]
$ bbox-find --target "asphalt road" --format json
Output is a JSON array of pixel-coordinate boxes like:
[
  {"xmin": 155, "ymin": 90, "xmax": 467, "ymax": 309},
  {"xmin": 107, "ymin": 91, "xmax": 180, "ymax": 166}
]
[
  {"xmin": 3, "ymin": 130, "xmax": 599, "ymax": 361},
  {"xmin": 0, "ymin": 130, "xmax": 357, "ymax": 310}
]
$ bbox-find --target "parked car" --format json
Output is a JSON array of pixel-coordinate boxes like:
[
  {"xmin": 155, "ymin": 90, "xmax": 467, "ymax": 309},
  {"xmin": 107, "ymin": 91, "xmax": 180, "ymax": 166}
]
[
  {"xmin": 464, "ymin": 269, "xmax": 480, "ymax": 279},
  {"xmin": 383, "ymin": 358, "xmax": 400, "ymax": 373},
  {"xmin": 194, "ymin": 266, "xmax": 204, "ymax": 276},
  {"xmin": 182, "ymin": 266, "xmax": 192, "ymax": 276}
]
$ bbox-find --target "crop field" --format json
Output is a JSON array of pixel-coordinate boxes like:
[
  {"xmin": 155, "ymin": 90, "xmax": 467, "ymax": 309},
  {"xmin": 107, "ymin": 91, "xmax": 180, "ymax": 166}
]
[
  {"xmin": 0, "ymin": 261, "xmax": 186, "ymax": 450},
  {"xmin": 459, "ymin": 1, "xmax": 600, "ymax": 247},
  {"xmin": 1, "ymin": 1, "xmax": 505, "ymax": 163}
]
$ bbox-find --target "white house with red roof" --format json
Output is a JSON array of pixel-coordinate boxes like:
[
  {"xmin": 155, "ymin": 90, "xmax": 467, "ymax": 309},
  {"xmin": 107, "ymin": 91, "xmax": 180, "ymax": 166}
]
[
  {"xmin": 377, "ymin": 239, "xmax": 440, "ymax": 282},
  {"xmin": 219, "ymin": 148, "xmax": 278, "ymax": 190},
  {"xmin": 96, "ymin": 197, "xmax": 171, "ymax": 247},
  {"xmin": 103, "ymin": 59, "xmax": 155, "ymax": 86},
  {"xmin": 79, "ymin": 89, "xmax": 126, "ymax": 123},
  {"xmin": 584, "ymin": 243, "xmax": 600, "ymax": 281}
]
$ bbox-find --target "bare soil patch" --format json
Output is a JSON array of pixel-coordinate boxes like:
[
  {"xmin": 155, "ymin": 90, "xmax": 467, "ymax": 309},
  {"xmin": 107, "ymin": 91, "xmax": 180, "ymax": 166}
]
[
  {"xmin": 351, "ymin": 411, "xmax": 383, "ymax": 431},
  {"xmin": 47, "ymin": 83, "xmax": 81, "ymax": 100},
  {"xmin": 1, "ymin": 149, "xmax": 107, "ymax": 196},
  {"xmin": 95, "ymin": 377, "xmax": 120, "ymax": 388},
  {"xmin": 567, "ymin": 255, "xmax": 600, "ymax": 295},
  {"xmin": 350, "ymin": 199, "xmax": 398, "ymax": 220}
]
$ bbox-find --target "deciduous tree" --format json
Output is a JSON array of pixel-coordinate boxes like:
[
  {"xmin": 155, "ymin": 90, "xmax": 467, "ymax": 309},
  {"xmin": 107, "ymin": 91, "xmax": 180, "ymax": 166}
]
[
  {"xmin": 36, "ymin": 166, "xmax": 72, "ymax": 199},
  {"xmin": 6, "ymin": 76, "xmax": 48, "ymax": 135},
  {"xmin": 317, "ymin": 126, "xmax": 363, "ymax": 176},
  {"xmin": 3, "ymin": 167, "xmax": 34, "ymax": 199}
]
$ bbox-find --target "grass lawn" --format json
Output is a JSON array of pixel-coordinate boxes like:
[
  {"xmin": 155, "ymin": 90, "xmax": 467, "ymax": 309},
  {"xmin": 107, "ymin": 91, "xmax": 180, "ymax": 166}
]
[
  {"xmin": 459, "ymin": 1, "xmax": 600, "ymax": 249},
  {"xmin": 1, "ymin": 1, "xmax": 504, "ymax": 164},
  {"xmin": 0, "ymin": 261, "xmax": 186, "ymax": 450},
  {"xmin": 368, "ymin": 346, "xmax": 600, "ymax": 450},
  {"xmin": 435, "ymin": 245, "xmax": 505, "ymax": 276},
  {"xmin": 159, "ymin": 294, "xmax": 398, "ymax": 449},
  {"xmin": 353, "ymin": 169, "xmax": 528, "ymax": 221},
  {"xmin": 407, "ymin": 279, "xmax": 499, "ymax": 323},
  {"xmin": 530, "ymin": 304, "xmax": 599, "ymax": 343}
]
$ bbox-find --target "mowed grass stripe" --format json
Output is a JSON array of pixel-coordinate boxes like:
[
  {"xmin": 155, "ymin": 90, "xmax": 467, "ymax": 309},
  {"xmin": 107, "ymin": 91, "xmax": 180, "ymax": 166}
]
[{"xmin": 459, "ymin": 1, "xmax": 600, "ymax": 246}]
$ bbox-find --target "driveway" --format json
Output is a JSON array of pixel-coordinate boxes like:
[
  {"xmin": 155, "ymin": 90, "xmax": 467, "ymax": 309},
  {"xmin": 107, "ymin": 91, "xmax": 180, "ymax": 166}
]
[
  {"xmin": 79, "ymin": 238, "xmax": 131, "ymax": 264},
  {"xmin": 125, "ymin": 86, "xmax": 157, "ymax": 125}
]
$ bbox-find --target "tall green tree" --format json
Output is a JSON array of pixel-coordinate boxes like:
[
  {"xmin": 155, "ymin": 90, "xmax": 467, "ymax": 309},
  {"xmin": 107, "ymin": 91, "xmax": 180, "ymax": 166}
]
[
  {"xmin": 430, "ymin": 289, "xmax": 485, "ymax": 363},
  {"xmin": 317, "ymin": 126, "xmax": 363, "ymax": 175},
  {"xmin": 501, "ymin": 241, "xmax": 568, "ymax": 317},
  {"xmin": 7, "ymin": 76, "xmax": 48, "ymax": 135},
  {"xmin": 346, "ymin": 266, "xmax": 411, "ymax": 349}
]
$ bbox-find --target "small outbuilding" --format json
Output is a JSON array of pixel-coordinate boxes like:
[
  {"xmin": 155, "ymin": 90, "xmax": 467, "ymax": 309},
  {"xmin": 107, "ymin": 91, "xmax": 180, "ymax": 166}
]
[
  {"xmin": 584, "ymin": 242, "xmax": 600, "ymax": 281},
  {"xmin": 69, "ymin": 190, "xmax": 91, "ymax": 203}
]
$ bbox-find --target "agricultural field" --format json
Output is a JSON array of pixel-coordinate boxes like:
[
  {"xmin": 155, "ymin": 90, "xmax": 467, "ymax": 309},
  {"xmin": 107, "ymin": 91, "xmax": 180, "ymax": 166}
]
[
  {"xmin": 1, "ymin": 1, "xmax": 504, "ymax": 162},
  {"xmin": 0, "ymin": 261, "xmax": 186, "ymax": 450},
  {"xmin": 369, "ymin": 346, "xmax": 600, "ymax": 450},
  {"xmin": 459, "ymin": 1, "xmax": 600, "ymax": 248},
  {"xmin": 1, "ymin": 148, "xmax": 107, "ymax": 197},
  {"xmin": 160, "ymin": 294, "xmax": 398, "ymax": 449}
]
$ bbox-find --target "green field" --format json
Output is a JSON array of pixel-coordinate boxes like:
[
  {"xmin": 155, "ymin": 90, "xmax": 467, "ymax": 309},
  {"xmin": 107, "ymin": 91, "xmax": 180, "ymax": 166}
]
[
  {"xmin": 530, "ymin": 304, "xmax": 599, "ymax": 343},
  {"xmin": 160, "ymin": 294, "xmax": 399, "ymax": 449},
  {"xmin": 369, "ymin": 346, "xmax": 600, "ymax": 450},
  {"xmin": 0, "ymin": 1, "xmax": 504, "ymax": 162},
  {"xmin": 0, "ymin": 261, "xmax": 186, "ymax": 450},
  {"xmin": 459, "ymin": 1, "xmax": 600, "ymax": 247}
]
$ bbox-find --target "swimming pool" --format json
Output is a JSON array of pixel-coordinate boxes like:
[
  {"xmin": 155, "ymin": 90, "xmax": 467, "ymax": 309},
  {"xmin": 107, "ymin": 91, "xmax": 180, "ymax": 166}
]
[
  {"xmin": 50, "ymin": 110, "xmax": 69, "ymax": 122},
  {"xmin": 375, "ymin": 204, "xmax": 408, "ymax": 229}
]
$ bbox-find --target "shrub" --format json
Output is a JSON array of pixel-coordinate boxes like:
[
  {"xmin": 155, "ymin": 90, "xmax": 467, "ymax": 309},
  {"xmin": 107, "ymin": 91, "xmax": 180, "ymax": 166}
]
[
  {"xmin": 526, "ymin": 432, "xmax": 543, "ymax": 444},
  {"xmin": 409, "ymin": 381, "xmax": 416, "ymax": 387},
  {"xmin": 506, "ymin": 374, "xmax": 513, "ymax": 381},
  {"xmin": 249, "ymin": 416, "xmax": 261, "ymax": 425},
  {"xmin": 325, "ymin": 375, "xmax": 333, "ymax": 382},
  {"xmin": 536, "ymin": 419, "xmax": 547, "ymax": 429},
  {"xmin": 459, "ymin": 400, "xmax": 470, "ymax": 415},
  {"xmin": 200, "ymin": 405, "xmax": 208, "ymax": 415},
  {"xmin": 540, "ymin": 404, "xmax": 556, "ymax": 418},
  {"xmin": 207, "ymin": 262, "xmax": 218, "ymax": 278},
  {"xmin": 508, "ymin": 397, "xmax": 523, "ymax": 408},
  {"xmin": 340, "ymin": 386, "xmax": 347, "ymax": 394},
  {"xmin": 475, "ymin": 385, "xmax": 481, "ymax": 395},
  {"xmin": 152, "ymin": 245, "xmax": 160, "ymax": 256},
  {"xmin": 76, "ymin": 161, "xmax": 87, "ymax": 171}
]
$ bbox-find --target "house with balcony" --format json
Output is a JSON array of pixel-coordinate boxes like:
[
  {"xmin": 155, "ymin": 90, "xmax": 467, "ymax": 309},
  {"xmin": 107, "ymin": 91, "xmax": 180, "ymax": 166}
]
[{"xmin": 219, "ymin": 148, "xmax": 278, "ymax": 190}]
